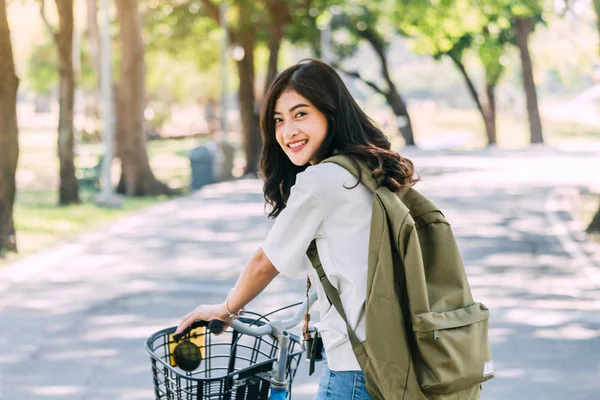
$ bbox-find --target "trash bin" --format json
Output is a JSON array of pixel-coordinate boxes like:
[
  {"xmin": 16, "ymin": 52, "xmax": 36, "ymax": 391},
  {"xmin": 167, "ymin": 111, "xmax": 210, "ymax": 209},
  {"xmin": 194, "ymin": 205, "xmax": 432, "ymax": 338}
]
[{"xmin": 189, "ymin": 145, "xmax": 215, "ymax": 190}]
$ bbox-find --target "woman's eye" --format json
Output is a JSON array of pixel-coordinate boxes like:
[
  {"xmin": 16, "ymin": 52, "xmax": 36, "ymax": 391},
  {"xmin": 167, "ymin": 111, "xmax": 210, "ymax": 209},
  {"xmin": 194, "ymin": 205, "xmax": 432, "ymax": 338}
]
[
  {"xmin": 295, "ymin": 111, "xmax": 307, "ymax": 118},
  {"xmin": 274, "ymin": 118, "xmax": 283, "ymax": 124}
]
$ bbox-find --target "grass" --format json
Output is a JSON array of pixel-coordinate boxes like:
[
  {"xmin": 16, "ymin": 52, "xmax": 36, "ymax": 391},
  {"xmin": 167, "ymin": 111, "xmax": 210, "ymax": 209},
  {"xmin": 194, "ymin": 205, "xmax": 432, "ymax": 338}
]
[
  {"xmin": 0, "ymin": 192, "xmax": 169, "ymax": 267},
  {"xmin": 1, "ymin": 130, "xmax": 209, "ymax": 268}
]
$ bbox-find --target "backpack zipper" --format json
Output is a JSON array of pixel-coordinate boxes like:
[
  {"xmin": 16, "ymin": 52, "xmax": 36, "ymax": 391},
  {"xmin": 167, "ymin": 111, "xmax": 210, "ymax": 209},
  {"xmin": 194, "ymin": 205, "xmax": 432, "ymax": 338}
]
[{"xmin": 433, "ymin": 330, "xmax": 440, "ymax": 340}]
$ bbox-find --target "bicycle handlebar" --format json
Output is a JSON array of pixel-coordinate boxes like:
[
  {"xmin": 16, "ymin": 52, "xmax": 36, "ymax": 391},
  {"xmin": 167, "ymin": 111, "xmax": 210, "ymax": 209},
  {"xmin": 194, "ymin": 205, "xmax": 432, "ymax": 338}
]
[
  {"xmin": 231, "ymin": 292, "xmax": 317, "ymax": 337},
  {"xmin": 174, "ymin": 292, "xmax": 317, "ymax": 341},
  {"xmin": 173, "ymin": 320, "xmax": 225, "ymax": 341}
]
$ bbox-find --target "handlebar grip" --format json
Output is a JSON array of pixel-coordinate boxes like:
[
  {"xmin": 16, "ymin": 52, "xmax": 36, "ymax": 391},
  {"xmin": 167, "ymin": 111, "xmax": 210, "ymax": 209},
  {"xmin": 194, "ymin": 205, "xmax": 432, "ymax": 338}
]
[
  {"xmin": 173, "ymin": 320, "xmax": 225, "ymax": 342},
  {"xmin": 208, "ymin": 320, "xmax": 224, "ymax": 334}
]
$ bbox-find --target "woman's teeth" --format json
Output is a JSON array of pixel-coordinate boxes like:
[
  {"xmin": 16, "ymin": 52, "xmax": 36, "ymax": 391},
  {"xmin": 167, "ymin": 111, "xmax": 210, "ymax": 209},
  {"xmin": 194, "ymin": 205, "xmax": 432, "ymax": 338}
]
[{"xmin": 289, "ymin": 140, "xmax": 307, "ymax": 149}]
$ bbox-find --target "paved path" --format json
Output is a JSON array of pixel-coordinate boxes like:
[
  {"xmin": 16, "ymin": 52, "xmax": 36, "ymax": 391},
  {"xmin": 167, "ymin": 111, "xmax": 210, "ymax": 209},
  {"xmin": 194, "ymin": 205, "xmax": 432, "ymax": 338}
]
[{"xmin": 0, "ymin": 147, "xmax": 599, "ymax": 400}]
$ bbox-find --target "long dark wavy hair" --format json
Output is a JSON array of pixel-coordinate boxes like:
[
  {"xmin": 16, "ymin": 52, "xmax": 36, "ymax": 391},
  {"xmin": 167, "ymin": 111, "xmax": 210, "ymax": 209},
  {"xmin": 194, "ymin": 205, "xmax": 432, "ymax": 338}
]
[{"xmin": 259, "ymin": 59, "xmax": 418, "ymax": 219}]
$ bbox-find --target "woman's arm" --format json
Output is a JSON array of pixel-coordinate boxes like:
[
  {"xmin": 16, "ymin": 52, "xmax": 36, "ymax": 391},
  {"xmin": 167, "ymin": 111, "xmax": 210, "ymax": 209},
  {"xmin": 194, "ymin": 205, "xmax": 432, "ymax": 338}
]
[{"xmin": 175, "ymin": 247, "xmax": 279, "ymax": 334}]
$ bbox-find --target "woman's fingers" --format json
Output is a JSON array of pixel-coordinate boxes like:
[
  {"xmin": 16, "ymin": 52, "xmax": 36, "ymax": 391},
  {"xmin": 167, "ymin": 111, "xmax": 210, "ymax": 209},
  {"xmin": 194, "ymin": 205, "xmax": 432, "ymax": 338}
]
[
  {"xmin": 175, "ymin": 308, "xmax": 204, "ymax": 335},
  {"xmin": 174, "ymin": 316, "xmax": 192, "ymax": 335},
  {"xmin": 175, "ymin": 303, "xmax": 234, "ymax": 336}
]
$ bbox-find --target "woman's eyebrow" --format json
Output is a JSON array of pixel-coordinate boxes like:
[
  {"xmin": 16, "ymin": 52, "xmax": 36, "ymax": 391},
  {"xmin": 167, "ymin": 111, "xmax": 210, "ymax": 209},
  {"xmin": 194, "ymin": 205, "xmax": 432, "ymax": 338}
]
[{"xmin": 274, "ymin": 103, "xmax": 309, "ymax": 115}]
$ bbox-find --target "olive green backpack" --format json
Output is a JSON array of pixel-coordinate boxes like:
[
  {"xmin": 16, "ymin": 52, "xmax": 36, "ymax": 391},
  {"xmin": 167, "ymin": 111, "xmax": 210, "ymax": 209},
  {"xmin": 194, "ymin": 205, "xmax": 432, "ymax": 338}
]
[{"xmin": 306, "ymin": 155, "xmax": 494, "ymax": 400}]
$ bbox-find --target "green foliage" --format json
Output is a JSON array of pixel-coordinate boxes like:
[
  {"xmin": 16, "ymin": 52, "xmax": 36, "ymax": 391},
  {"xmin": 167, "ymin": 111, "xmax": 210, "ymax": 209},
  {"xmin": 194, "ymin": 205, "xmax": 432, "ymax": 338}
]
[
  {"xmin": 145, "ymin": 0, "xmax": 221, "ymax": 71},
  {"xmin": 284, "ymin": 0, "xmax": 345, "ymax": 57},
  {"xmin": 25, "ymin": 17, "xmax": 110, "ymax": 95},
  {"xmin": 26, "ymin": 39, "xmax": 58, "ymax": 95},
  {"xmin": 392, "ymin": 0, "xmax": 549, "ymax": 91},
  {"xmin": 146, "ymin": 51, "xmax": 221, "ymax": 103}
]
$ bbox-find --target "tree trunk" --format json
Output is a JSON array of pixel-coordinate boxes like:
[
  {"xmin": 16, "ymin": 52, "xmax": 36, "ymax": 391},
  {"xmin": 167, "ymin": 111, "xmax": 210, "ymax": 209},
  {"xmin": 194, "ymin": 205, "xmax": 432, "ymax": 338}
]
[
  {"xmin": 0, "ymin": 0, "xmax": 19, "ymax": 254},
  {"xmin": 384, "ymin": 90, "xmax": 414, "ymax": 145},
  {"xmin": 451, "ymin": 55, "xmax": 498, "ymax": 146},
  {"xmin": 115, "ymin": 0, "xmax": 171, "ymax": 195},
  {"xmin": 263, "ymin": 0, "xmax": 290, "ymax": 96},
  {"xmin": 483, "ymin": 83, "xmax": 497, "ymax": 145},
  {"xmin": 361, "ymin": 28, "xmax": 415, "ymax": 145},
  {"xmin": 199, "ymin": 0, "xmax": 262, "ymax": 174},
  {"xmin": 264, "ymin": 26, "xmax": 282, "ymax": 96},
  {"xmin": 594, "ymin": 0, "xmax": 600, "ymax": 56},
  {"xmin": 587, "ymin": 200, "xmax": 600, "ymax": 233},
  {"xmin": 86, "ymin": 0, "xmax": 101, "ymax": 77},
  {"xmin": 55, "ymin": 0, "xmax": 80, "ymax": 205},
  {"xmin": 514, "ymin": 17, "xmax": 543, "ymax": 144},
  {"xmin": 235, "ymin": 23, "xmax": 261, "ymax": 175},
  {"xmin": 85, "ymin": 0, "xmax": 102, "ymax": 134}
]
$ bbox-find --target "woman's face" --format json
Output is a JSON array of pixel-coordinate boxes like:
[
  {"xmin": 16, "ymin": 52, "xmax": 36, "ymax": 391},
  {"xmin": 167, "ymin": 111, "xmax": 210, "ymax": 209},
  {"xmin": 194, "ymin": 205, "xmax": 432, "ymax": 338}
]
[{"xmin": 274, "ymin": 90, "xmax": 328, "ymax": 166}]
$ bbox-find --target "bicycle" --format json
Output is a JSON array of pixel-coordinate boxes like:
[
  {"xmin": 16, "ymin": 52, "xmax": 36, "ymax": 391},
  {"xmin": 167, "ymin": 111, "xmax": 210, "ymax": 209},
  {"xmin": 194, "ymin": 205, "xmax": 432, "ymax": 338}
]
[{"xmin": 146, "ymin": 292, "xmax": 318, "ymax": 400}]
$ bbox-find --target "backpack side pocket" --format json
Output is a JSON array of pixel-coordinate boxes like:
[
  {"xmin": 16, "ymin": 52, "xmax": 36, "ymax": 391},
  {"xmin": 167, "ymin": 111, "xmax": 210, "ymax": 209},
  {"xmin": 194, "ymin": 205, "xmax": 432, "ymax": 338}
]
[{"xmin": 412, "ymin": 302, "xmax": 494, "ymax": 394}]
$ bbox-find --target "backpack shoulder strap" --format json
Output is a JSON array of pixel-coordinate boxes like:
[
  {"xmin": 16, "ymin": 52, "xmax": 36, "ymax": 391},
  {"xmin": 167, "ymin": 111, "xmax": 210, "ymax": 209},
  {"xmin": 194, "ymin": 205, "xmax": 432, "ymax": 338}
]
[
  {"xmin": 306, "ymin": 240, "xmax": 361, "ymax": 349},
  {"xmin": 321, "ymin": 155, "xmax": 382, "ymax": 193}
]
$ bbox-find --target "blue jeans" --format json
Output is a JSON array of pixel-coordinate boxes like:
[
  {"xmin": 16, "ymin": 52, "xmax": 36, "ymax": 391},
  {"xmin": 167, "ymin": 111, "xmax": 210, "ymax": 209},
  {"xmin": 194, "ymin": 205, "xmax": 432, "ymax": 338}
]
[{"xmin": 314, "ymin": 350, "xmax": 373, "ymax": 400}]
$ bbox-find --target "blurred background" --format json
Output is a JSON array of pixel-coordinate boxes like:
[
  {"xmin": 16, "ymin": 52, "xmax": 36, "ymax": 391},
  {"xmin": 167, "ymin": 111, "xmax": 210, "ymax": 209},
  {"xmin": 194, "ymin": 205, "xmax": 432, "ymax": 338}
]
[
  {"xmin": 1, "ymin": 0, "xmax": 600, "ymax": 259},
  {"xmin": 0, "ymin": 1, "xmax": 600, "ymax": 399}
]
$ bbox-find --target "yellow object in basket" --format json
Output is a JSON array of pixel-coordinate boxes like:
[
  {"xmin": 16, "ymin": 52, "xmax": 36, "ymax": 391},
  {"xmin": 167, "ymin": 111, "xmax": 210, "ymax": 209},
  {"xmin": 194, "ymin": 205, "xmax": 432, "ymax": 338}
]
[{"xmin": 168, "ymin": 327, "xmax": 206, "ymax": 368}]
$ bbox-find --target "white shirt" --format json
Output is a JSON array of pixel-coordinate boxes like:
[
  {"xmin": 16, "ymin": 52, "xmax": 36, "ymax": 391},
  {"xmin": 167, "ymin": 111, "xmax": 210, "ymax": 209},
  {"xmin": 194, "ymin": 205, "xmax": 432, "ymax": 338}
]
[{"xmin": 262, "ymin": 163, "xmax": 373, "ymax": 371}]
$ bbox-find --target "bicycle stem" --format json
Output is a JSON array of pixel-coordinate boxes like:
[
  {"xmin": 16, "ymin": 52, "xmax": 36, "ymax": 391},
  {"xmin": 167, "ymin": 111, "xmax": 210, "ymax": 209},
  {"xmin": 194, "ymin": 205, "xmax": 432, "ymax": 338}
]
[{"xmin": 270, "ymin": 330, "xmax": 291, "ymax": 390}]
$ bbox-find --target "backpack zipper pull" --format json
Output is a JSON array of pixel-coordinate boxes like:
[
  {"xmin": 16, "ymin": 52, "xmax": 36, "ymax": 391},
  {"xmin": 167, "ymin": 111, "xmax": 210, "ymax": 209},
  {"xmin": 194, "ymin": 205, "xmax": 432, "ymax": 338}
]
[{"xmin": 433, "ymin": 330, "xmax": 440, "ymax": 340}]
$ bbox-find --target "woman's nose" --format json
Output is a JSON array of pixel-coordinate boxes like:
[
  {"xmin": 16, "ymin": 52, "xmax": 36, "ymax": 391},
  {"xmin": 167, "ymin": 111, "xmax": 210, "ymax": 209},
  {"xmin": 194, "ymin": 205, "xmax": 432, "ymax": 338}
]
[{"xmin": 282, "ymin": 120, "xmax": 299, "ymax": 138}]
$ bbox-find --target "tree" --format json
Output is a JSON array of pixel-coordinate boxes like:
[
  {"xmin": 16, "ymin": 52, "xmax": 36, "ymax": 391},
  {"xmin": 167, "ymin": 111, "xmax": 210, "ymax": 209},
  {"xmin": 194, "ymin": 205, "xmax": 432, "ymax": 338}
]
[
  {"xmin": 86, "ymin": 0, "xmax": 100, "ymax": 79},
  {"xmin": 475, "ymin": 10, "xmax": 514, "ymax": 145},
  {"xmin": 115, "ymin": 0, "xmax": 172, "ymax": 195},
  {"xmin": 514, "ymin": 15, "xmax": 543, "ymax": 144},
  {"xmin": 476, "ymin": 0, "xmax": 547, "ymax": 145},
  {"xmin": 263, "ymin": 0, "xmax": 291, "ymax": 94},
  {"xmin": 196, "ymin": 0, "xmax": 266, "ymax": 175},
  {"xmin": 83, "ymin": 0, "xmax": 102, "ymax": 136},
  {"xmin": 395, "ymin": 1, "xmax": 502, "ymax": 145},
  {"xmin": 336, "ymin": 7, "xmax": 416, "ymax": 145},
  {"xmin": 0, "ymin": 0, "xmax": 19, "ymax": 254},
  {"xmin": 145, "ymin": 0, "xmax": 301, "ymax": 174},
  {"xmin": 41, "ymin": 0, "xmax": 80, "ymax": 204}
]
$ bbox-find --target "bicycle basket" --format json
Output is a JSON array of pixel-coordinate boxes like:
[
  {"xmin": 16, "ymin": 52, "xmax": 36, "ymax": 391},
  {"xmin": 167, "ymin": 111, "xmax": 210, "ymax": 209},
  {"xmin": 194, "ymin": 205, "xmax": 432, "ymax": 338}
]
[{"xmin": 146, "ymin": 317, "xmax": 304, "ymax": 400}]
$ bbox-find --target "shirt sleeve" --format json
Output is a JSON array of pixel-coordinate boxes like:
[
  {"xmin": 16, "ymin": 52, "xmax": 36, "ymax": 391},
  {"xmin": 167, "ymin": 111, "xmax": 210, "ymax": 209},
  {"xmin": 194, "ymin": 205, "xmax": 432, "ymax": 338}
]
[{"xmin": 262, "ymin": 184, "xmax": 324, "ymax": 278}]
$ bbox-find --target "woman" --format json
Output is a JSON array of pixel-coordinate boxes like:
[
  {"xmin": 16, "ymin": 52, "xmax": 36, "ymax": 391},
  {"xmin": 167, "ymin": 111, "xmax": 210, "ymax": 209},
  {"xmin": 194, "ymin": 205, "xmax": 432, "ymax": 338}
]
[{"xmin": 176, "ymin": 59, "xmax": 417, "ymax": 399}]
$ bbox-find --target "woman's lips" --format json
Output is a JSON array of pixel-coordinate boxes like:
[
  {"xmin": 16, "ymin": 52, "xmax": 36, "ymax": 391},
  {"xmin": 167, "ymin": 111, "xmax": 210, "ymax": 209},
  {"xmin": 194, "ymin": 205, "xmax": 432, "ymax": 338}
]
[{"xmin": 289, "ymin": 140, "xmax": 307, "ymax": 153}]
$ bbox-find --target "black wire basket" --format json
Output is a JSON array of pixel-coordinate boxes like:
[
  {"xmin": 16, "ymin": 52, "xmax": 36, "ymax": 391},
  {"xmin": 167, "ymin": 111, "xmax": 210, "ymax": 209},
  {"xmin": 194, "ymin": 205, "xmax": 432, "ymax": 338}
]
[{"xmin": 146, "ymin": 317, "xmax": 304, "ymax": 400}]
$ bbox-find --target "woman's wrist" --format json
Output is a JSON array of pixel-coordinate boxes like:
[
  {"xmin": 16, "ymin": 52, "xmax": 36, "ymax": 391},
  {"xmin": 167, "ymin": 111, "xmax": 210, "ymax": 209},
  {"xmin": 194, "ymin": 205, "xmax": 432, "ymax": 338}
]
[
  {"xmin": 225, "ymin": 289, "xmax": 245, "ymax": 319},
  {"xmin": 215, "ymin": 302, "xmax": 233, "ymax": 321}
]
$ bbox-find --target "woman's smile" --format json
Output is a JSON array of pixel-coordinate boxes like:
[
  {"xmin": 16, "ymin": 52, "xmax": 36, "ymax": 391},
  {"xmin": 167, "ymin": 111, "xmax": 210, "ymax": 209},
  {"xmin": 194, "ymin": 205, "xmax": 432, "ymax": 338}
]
[{"xmin": 288, "ymin": 139, "xmax": 308, "ymax": 152}]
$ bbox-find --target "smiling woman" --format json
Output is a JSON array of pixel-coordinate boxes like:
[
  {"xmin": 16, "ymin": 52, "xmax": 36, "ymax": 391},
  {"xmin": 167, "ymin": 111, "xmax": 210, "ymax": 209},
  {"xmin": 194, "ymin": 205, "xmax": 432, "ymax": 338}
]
[
  {"xmin": 175, "ymin": 59, "xmax": 419, "ymax": 400},
  {"xmin": 259, "ymin": 58, "xmax": 417, "ymax": 220},
  {"xmin": 256, "ymin": 59, "xmax": 418, "ymax": 399},
  {"xmin": 273, "ymin": 91, "xmax": 328, "ymax": 166}
]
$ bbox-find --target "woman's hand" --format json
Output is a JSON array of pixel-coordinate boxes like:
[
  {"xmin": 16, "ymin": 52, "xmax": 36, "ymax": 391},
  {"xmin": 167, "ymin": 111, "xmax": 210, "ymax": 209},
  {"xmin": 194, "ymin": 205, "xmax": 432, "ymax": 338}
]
[{"xmin": 175, "ymin": 302, "xmax": 233, "ymax": 336}]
